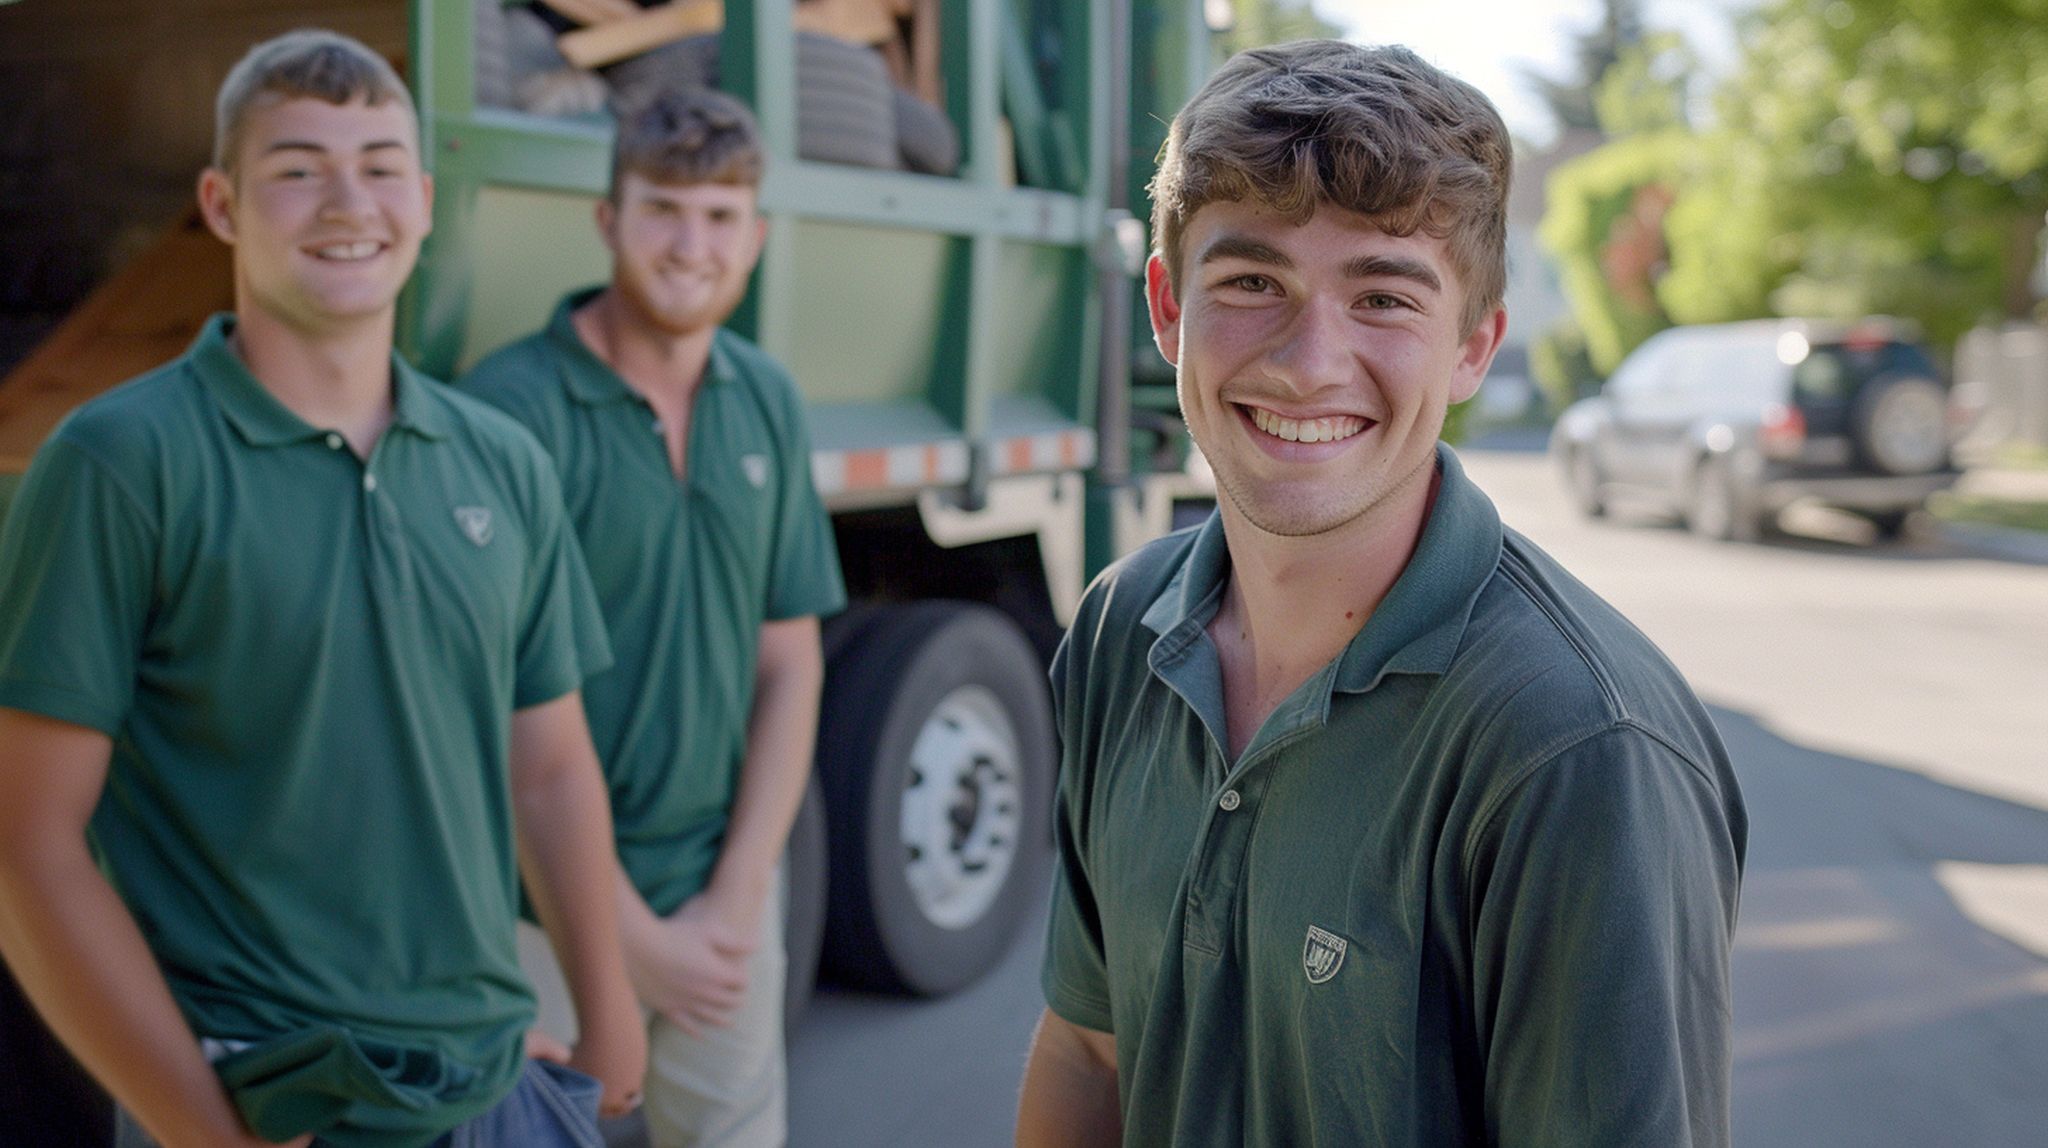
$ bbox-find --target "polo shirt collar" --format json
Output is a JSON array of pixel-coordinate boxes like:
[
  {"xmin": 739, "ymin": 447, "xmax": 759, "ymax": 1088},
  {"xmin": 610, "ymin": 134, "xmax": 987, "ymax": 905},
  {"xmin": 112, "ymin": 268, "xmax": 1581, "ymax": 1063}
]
[
  {"xmin": 1331, "ymin": 443, "xmax": 1503, "ymax": 692},
  {"xmin": 193, "ymin": 313, "xmax": 451, "ymax": 446},
  {"xmin": 545, "ymin": 287, "xmax": 738, "ymax": 407},
  {"xmin": 1138, "ymin": 442, "xmax": 1503, "ymax": 693}
]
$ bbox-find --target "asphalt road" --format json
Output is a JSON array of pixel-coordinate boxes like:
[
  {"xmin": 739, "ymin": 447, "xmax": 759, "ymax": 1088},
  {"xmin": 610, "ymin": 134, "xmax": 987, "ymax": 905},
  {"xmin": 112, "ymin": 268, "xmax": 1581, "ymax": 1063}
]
[{"xmin": 786, "ymin": 442, "xmax": 2048, "ymax": 1147}]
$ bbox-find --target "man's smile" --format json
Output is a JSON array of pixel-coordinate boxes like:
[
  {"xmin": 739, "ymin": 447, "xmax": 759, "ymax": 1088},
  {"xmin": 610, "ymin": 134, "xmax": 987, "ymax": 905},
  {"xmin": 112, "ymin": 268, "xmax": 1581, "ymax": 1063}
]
[
  {"xmin": 308, "ymin": 240, "xmax": 386, "ymax": 262},
  {"xmin": 1241, "ymin": 404, "xmax": 1374, "ymax": 445}
]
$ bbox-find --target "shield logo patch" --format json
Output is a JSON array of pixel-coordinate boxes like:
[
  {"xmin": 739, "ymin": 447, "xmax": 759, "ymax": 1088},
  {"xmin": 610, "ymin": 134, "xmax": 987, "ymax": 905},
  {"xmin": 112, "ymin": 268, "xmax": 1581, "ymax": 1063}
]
[
  {"xmin": 740, "ymin": 453, "xmax": 770, "ymax": 489},
  {"xmin": 1303, "ymin": 925, "xmax": 1348, "ymax": 985},
  {"xmin": 454, "ymin": 506, "xmax": 494, "ymax": 547}
]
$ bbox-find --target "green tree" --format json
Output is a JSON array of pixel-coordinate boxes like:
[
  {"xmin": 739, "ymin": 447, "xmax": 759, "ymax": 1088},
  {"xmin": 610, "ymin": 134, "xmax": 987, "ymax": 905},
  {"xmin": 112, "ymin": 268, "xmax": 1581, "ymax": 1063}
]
[
  {"xmin": 1213, "ymin": 0, "xmax": 1341, "ymax": 60},
  {"xmin": 1658, "ymin": 0, "xmax": 2047, "ymax": 342},
  {"xmin": 1522, "ymin": 0, "xmax": 1649, "ymax": 136}
]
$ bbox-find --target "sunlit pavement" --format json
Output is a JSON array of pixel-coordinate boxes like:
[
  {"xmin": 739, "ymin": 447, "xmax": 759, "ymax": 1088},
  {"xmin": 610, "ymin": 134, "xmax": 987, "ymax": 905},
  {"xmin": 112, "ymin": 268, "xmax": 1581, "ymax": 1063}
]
[{"xmin": 786, "ymin": 442, "xmax": 2048, "ymax": 1147}]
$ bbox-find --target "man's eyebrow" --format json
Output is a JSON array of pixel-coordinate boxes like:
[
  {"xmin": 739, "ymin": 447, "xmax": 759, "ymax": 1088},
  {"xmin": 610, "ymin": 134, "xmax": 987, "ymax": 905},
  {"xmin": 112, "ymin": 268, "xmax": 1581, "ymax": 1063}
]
[
  {"xmin": 1197, "ymin": 236, "xmax": 1293, "ymax": 268},
  {"xmin": 260, "ymin": 138, "xmax": 411, "ymax": 156},
  {"xmin": 1344, "ymin": 253, "xmax": 1441, "ymax": 292}
]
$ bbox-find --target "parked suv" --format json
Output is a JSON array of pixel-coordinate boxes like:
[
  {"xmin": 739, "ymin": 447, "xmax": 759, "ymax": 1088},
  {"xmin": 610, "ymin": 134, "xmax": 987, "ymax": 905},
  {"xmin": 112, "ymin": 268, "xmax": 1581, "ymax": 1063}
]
[{"xmin": 1550, "ymin": 319, "xmax": 1963, "ymax": 541}]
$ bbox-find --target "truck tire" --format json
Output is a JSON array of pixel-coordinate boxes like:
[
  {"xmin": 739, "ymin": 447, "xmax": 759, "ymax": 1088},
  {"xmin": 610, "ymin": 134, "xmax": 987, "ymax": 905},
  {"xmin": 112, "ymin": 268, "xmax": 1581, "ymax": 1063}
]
[
  {"xmin": 816, "ymin": 601, "xmax": 1054, "ymax": 996},
  {"xmin": 1852, "ymin": 374, "xmax": 1947, "ymax": 476},
  {"xmin": 893, "ymin": 86, "xmax": 960, "ymax": 175},
  {"xmin": 603, "ymin": 32, "xmax": 899, "ymax": 170},
  {"xmin": 782, "ymin": 771, "xmax": 829, "ymax": 1037}
]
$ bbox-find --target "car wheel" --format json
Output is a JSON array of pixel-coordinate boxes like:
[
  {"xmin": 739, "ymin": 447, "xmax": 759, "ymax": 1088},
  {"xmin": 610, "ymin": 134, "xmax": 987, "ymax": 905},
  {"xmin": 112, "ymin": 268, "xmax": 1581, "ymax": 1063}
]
[
  {"xmin": 782, "ymin": 772, "xmax": 828, "ymax": 1038},
  {"xmin": 1852, "ymin": 374, "xmax": 1948, "ymax": 476},
  {"xmin": 815, "ymin": 601, "xmax": 1054, "ymax": 996},
  {"xmin": 1690, "ymin": 454, "xmax": 1759, "ymax": 542},
  {"xmin": 1565, "ymin": 447, "xmax": 1607, "ymax": 518}
]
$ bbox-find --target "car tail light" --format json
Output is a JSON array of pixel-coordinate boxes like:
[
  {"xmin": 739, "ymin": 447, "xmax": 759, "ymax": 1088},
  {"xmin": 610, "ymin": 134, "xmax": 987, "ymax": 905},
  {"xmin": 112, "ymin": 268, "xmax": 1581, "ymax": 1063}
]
[{"xmin": 1760, "ymin": 402, "xmax": 1806, "ymax": 459}]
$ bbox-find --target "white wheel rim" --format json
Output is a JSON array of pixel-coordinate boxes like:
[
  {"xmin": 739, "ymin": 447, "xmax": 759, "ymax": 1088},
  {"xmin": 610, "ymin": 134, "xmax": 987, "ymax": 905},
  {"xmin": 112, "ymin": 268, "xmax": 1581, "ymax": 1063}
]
[{"xmin": 899, "ymin": 684, "xmax": 1023, "ymax": 930}]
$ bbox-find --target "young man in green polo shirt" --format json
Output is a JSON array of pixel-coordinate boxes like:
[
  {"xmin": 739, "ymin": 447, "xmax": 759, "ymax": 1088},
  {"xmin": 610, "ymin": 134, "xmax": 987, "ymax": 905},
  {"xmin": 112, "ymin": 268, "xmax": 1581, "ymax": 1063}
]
[
  {"xmin": 460, "ymin": 87, "xmax": 844, "ymax": 1147},
  {"xmin": 0, "ymin": 30, "xmax": 646, "ymax": 1148},
  {"xmin": 1017, "ymin": 41, "xmax": 1747, "ymax": 1147}
]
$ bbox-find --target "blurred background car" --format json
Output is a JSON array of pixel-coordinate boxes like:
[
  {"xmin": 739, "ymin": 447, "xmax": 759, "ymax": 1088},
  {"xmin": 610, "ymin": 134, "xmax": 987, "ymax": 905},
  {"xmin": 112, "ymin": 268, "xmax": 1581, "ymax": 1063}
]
[{"xmin": 1549, "ymin": 318, "xmax": 1968, "ymax": 542}]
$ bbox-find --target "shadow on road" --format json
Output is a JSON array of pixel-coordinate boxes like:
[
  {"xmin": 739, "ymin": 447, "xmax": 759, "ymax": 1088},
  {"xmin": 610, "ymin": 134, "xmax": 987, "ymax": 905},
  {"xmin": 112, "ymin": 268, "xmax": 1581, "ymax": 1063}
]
[{"xmin": 1716, "ymin": 703, "xmax": 2048, "ymax": 1147}]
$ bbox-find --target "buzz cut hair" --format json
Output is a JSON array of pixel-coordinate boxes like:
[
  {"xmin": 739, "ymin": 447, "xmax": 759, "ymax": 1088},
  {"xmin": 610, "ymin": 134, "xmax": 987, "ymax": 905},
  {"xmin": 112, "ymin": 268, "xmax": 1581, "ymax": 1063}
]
[
  {"xmin": 609, "ymin": 85, "xmax": 765, "ymax": 200},
  {"xmin": 213, "ymin": 29, "xmax": 415, "ymax": 174},
  {"xmin": 1149, "ymin": 40, "xmax": 1512, "ymax": 335}
]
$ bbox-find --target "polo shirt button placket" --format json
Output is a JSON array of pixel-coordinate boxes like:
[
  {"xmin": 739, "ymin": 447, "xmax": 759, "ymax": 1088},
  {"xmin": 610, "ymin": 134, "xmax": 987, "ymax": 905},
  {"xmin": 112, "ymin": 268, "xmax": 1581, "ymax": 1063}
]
[
  {"xmin": 1219, "ymin": 789, "xmax": 1241, "ymax": 812},
  {"xmin": 325, "ymin": 432, "xmax": 345, "ymax": 451}
]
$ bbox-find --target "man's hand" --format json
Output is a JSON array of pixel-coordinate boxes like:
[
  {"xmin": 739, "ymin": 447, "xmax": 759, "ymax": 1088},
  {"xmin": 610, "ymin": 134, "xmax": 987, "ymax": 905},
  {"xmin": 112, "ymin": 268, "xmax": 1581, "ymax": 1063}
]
[{"xmin": 625, "ymin": 890, "xmax": 763, "ymax": 1036}]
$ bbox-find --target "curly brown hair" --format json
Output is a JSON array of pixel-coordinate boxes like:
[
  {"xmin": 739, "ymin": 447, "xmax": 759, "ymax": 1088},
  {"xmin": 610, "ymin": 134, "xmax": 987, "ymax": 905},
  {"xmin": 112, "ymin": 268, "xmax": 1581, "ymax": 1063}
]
[
  {"xmin": 1149, "ymin": 40, "xmax": 1511, "ymax": 335},
  {"xmin": 610, "ymin": 86, "xmax": 764, "ymax": 200}
]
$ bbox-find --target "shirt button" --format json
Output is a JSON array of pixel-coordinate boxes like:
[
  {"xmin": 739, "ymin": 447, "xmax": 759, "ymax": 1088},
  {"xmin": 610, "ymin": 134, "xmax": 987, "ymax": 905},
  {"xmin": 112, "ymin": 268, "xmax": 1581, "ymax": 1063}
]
[
  {"xmin": 363, "ymin": 473, "xmax": 378, "ymax": 492},
  {"xmin": 325, "ymin": 433, "xmax": 344, "ymax": 450},
  {"xmin": 1219, "ymin": 789, "xmax": 1241, "ymax": 812}
]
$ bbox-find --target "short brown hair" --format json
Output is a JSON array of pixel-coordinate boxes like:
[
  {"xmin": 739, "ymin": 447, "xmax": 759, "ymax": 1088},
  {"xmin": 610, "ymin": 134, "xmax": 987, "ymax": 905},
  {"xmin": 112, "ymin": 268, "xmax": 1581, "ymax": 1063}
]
[
  {"xmin": 213, "ymin": 29, "xmax": 415, "ymax": 174},
  {"xmin": 610, "ymin": 86, "xmax": 764, "ymax": 198},
  {"xmin": 1149, "ymin": 41, "xmax": 1511, "ymax": 334}
]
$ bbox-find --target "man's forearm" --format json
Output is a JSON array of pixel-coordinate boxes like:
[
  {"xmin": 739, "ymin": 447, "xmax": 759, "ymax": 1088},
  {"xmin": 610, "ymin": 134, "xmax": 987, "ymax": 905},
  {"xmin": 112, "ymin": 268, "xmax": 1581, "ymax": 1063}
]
[
  {"xmin": 514, "ymin": 748, "xmax": 641, "ymax": 1052},
  {"xmin": 1016, "ymin": 1009, "xmax": 1122, "ymax": 1147},
  {"xmin": 0, "ymin": 835, "xmax": 263, "ymax": 1148},
  {"xmin": 703, "ymin": 618, "xmax": 824, "ymax": 917}
]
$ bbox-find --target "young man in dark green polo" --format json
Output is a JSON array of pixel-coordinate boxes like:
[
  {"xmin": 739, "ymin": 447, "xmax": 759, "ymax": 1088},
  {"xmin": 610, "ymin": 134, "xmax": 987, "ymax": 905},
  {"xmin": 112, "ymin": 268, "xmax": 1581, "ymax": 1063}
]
[
  {"xmin": 0, "ymin": 30, "xmax": 645, "ymax": 1148},
  {"xmin": 1016, "ymin": 41, "xmax": 1746, "ymax": 1147},
  {"xmin": 460, "ymin": 87, "xmax": 844, "ymax": 1147}
]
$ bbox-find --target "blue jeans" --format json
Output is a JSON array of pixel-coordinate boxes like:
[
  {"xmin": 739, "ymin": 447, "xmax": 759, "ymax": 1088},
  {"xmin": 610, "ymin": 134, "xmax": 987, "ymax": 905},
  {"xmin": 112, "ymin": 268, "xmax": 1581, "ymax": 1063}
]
[{"xmin": 115, "ymin": 1058, "xmax": 604, "ymax": 1148}]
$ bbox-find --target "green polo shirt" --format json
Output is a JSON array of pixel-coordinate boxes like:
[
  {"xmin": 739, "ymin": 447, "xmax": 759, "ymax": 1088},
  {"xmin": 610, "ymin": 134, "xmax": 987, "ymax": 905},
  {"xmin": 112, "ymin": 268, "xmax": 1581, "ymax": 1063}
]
[
  {"xmin": 461, "ymin": 291, "xmax": 845, "ymax": 915},
  {"xmin": 1043, "ymin": 444, "xmax": 1747, "ymax": 1146},
  {"xmin": 0, "ymin": 315, "xmax": 612, "ymax": 1148}
]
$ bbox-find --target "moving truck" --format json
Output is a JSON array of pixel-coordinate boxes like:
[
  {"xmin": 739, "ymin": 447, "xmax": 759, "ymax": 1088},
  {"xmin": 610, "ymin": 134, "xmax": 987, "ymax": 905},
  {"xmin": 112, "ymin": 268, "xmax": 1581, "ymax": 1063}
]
[{"xmin": 0, "ymin": 0, "xmax": 1218, "ymax": 1018}]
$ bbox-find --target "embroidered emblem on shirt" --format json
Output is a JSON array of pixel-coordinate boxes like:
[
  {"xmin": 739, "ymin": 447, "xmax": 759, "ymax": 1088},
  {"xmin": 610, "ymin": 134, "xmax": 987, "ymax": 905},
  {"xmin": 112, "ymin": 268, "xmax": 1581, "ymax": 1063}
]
[
  {"xmin": 1303, "ymin": 925, "xmax": 1348, "ymax": 984},
  {"xmin": 453, "ymin": 506, "xmax": 494, "ymax": 547},
  {"xmin": 741, "ymin": 453, "xmax": 770, "ymax": 489}
]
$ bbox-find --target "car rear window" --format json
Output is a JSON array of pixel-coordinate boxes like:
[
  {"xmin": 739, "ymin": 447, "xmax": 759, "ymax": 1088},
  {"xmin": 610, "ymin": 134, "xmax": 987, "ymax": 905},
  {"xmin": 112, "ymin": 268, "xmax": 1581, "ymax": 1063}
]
[{"xmin": 1794, "ymin": 342, "xmax": 1939, "ymax": 402}]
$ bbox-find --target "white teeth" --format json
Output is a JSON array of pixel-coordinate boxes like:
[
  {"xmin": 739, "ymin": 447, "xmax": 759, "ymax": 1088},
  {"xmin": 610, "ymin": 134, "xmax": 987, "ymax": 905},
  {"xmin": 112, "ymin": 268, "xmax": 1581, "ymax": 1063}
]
[
  {"xmin": 315, "ymin": 241, "xmax": 380, "ymax": 261},
  {"xmin": 1249, "ymin": 407, "xmax": 1368, "ymax": 444}
]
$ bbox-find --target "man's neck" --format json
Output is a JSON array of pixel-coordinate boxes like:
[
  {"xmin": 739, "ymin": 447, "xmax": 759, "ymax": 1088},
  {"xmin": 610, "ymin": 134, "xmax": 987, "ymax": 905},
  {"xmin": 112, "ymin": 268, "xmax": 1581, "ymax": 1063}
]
[
  {"xmin": 575, "ymin": 288, "xmax": 717, "ymax": 406},
  {"xmin": 231, "ymin": 303, "xmax": 396, "ymax": 458},
  {"xmin": 1207, "ymin": 461, "xmax": 1441, "ymax": 761}
]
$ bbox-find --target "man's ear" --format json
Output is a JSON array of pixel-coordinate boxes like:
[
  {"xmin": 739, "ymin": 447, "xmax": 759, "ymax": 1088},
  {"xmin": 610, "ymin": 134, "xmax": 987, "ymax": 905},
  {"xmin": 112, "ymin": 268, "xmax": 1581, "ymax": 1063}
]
[
  {"xmin": 197, "ymin": 168, "xmax": 237, "ymax": 247},
  {"xmin": 594, "ymin": 196, "xmax": 617, "ymax": 249},
  {"xmin": 1144, "ymin": 254, "xmax": 1182, "ymax": 367},
  {"xmin": 1449, "ymin": 306, "xmax": 1508, "ymax": 405}
]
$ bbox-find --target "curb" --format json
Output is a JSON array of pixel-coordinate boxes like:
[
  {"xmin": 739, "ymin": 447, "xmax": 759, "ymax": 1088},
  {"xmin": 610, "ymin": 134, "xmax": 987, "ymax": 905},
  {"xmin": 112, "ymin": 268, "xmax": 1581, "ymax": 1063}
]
[{"xmin": 1935, "ymin": 519, "xmax": 2048, "ymax": 564}]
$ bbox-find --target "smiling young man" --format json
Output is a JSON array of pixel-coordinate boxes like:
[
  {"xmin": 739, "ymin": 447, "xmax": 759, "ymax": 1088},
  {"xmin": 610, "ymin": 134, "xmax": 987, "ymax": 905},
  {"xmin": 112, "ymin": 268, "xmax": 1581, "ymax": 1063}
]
[
  {"xmin": 460, "ymin": 87, "xmax": 843, "ymax": 1147},
  {"xmin": 1016, "ymin": 41, "xmax": 1747, "ymax": 1147},
  {"xmin": 0, "ymin": 30, "xmax": 644, "ymax": 1148}
]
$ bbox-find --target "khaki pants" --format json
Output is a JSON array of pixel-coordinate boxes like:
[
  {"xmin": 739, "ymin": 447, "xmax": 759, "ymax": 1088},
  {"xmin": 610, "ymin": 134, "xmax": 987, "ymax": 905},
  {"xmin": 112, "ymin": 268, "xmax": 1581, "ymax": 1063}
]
[{"xmin": 517, "ymin": 878, "xmax": 787, "ymax": 1148}]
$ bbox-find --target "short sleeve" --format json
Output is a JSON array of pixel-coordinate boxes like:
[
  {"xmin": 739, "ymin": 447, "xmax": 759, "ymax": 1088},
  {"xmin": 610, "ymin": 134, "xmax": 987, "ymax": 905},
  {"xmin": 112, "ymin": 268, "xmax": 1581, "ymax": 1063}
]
[
  {"xmin": 1039, "ymin": 626, "xmax": 1115, "ymax": 1033},
  {"xmin": 0, "ymin": 437, "xmax": 158, "ymax": 734},
  {"xmin": 1467, "ymin": 726, "xmax": 1742, "ymax": 1146},
  {"xmin": 512, "ymin": 450, "xmax": 613, "ymax": 709},
  {"xmin": 762, "ymin": 387, "xmax": 845, "ymax": 622}
]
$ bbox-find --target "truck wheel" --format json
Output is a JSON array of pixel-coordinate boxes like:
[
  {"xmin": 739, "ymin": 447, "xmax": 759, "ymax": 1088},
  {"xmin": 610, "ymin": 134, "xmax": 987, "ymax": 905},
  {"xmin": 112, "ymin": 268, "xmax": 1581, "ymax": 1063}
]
[
  {"xmin": 782, "ymin": 771, "xmax": 829, "ymax": 1038},
  {"xmin": 1689, "ymin": 454, "xmax": 1759, "ymax": 542},
  {"xmin": 816, "ymin": 602, "xmax": 1054, "ymax": 996}
]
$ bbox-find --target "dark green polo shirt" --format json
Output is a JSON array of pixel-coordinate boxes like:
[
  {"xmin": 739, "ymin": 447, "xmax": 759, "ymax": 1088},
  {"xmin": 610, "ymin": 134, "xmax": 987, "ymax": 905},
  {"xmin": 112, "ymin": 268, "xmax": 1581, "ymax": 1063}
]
[
  {"xmin": 460, "ymin": 291, "xmax": 845, "ymax": 915},
  {"xmin": 0, "ymin": 316, "xmax": 612, "ymax": 1148},
  {"xmin": 1043, "ymin": 444, "xmax": 1747, "ymax": 1147}
]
